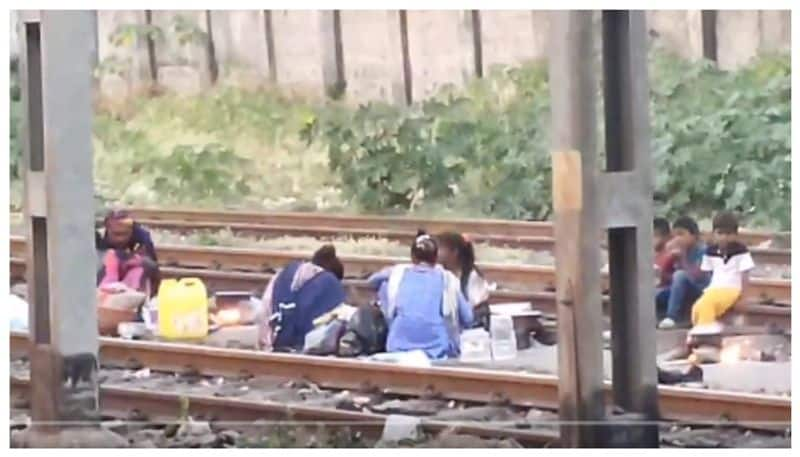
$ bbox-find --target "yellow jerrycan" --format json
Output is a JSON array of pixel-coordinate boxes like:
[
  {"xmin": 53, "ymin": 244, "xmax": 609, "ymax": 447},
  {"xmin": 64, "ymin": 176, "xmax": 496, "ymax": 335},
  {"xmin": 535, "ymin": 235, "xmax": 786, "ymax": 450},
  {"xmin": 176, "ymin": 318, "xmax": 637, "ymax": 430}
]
[{"xmin": 157, "ymin": 278, "xmax": 209, "ymax": 340}]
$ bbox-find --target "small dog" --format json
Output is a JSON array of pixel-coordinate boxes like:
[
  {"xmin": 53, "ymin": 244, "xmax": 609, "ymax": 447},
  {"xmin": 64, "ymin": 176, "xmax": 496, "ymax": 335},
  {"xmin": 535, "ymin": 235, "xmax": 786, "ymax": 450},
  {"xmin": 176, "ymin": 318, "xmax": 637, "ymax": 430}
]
[{"xmin": 61, "ymin": 352, "xmax": 99, "ymax": 389}]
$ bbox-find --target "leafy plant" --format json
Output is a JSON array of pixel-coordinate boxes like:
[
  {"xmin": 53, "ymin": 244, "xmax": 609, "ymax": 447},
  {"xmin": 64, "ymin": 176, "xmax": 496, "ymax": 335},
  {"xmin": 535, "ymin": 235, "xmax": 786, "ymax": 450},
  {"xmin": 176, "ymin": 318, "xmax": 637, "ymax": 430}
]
[
  {"xmin": 308, "ymin": 50, "xmax": 790, "ymax": 229},
  {"xmin": 140, "ymin": 143, "xmax": 255, "ymax": 204},
  {"xmin": 10, "ymin": 58, "xmax": 22, "ymax": 180}
]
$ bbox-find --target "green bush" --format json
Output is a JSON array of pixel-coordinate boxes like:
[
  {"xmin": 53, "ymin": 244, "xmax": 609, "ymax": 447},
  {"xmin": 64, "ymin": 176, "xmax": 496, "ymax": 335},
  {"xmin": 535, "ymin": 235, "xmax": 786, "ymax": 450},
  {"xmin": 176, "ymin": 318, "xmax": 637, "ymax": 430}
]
[
  {"xmin": 309, "ymin": 64, "xmax": 553, "ymax": 220},
  {"xmin": 309, "ymin": 50, "xmax": 790, "ymax": 229},
  {"xmin": 650, "ymin": 52, "xmax": 791, "ymax": 230},
  {"xmin": 10, "ymin": 59, "xmax": 22, "ymax": 180}
]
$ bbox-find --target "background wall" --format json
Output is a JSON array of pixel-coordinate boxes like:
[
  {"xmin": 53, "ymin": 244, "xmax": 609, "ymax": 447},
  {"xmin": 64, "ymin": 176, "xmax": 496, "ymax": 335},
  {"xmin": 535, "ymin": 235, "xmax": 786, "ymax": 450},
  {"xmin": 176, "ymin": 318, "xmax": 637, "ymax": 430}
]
[{"xmin": 11, "ymin": 10, "xmax": 792, "ymax": 103}]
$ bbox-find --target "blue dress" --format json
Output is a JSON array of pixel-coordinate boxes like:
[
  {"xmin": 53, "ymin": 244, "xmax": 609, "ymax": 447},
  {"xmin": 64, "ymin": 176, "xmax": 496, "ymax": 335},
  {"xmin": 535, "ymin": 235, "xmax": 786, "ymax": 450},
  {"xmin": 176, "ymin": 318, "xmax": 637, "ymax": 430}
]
[{"xmin": 368, "ymin": 264, "xmax": 473, "ymax": 359}]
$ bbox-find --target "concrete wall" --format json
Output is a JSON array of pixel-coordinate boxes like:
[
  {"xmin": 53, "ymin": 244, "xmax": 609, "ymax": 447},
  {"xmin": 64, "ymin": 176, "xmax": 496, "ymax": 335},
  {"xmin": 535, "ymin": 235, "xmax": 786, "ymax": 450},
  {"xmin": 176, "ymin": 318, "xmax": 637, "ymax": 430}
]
[
  {"xmin": 150, "ymin": 10, "xmax": 212, "ymax": 94},
  {"xmin": 209, "ymin": 10, "xmax": 271, "ymax": 89},
  {"xmin": 96, "ymin": 10, "xmax": 151, "ymax": 100},
  {"xmin": 269, "ymin": 10, "xmax": 333, "ymax": 97},
  {"xmin": 339, "ymin": 10, "xmax": 406, "ymax": 104},
  {"xmin": 405, "ymin": 10, "xmax": 476, "ymax": 101},
  {"xmin": 717, "ymin": 10, "xmax": 791, "ymax": 70},
  {"xmin": 645, "ymin": 10, "xmax": 704, "ymax": 61},
  {"xmin": 27, "ymin": 9, "xmax": 786, "ymax": 103},
  {"xmin": 480, "ymin": 10, "xmax": 549, "ymax": 73}
]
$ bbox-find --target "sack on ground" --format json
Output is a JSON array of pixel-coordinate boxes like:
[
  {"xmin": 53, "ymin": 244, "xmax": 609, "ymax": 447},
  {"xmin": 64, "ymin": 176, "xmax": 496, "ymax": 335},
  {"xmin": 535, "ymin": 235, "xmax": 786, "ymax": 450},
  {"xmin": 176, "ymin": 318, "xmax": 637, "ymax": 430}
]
[
  {"xmin": 303, "ymin": 319, "xmax": 346, "ymax": 355},
  {"xmin": 337, "ymin": 304, "xmax": 388, "ymax": 357}
]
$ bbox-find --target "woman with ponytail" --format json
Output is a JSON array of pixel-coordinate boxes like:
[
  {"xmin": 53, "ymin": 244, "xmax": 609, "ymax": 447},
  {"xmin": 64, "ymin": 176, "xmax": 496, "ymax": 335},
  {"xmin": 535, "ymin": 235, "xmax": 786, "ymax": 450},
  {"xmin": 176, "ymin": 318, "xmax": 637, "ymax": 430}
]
[
  {"xmin": 367, "ymin": 230, "xmax": 473, "ymax": 359},
  {"xmin": 437, "ymin": 232, "xmax": 491, "ymax": 307}
]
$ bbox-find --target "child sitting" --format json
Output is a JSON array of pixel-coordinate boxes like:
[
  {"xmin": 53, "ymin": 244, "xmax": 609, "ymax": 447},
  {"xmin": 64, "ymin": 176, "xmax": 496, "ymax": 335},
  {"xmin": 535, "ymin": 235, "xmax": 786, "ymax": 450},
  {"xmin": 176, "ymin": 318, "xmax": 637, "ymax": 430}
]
[
  {"xmin": 657, "ymin": 216, "xmax": 711, "ymax": 329},
  {"xmin": 689, "ymin": 211, "xmax": 755, "ymax": 335},
  {"xmin": 653, "ymin": 217, "xmax": 676, "ymax": 318}
]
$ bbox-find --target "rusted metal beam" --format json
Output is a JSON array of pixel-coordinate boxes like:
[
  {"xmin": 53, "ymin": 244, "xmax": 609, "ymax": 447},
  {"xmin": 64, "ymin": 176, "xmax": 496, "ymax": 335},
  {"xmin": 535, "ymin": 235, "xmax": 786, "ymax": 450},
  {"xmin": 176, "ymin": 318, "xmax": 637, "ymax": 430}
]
[
  {"xmin": 548, "ymin": 10, "xmax": 605, "ymax": 447},
  {"xmin": 601, "ymin": 10, "xmax": 658, "ymax": 446}
]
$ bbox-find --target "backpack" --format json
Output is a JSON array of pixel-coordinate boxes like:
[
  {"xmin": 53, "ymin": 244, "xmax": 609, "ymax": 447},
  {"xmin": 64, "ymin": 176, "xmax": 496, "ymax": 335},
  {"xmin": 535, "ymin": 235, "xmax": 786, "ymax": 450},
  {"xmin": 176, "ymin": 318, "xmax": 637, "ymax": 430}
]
[{"xmin": 337, "ymin": 303, "xmax": 388, "ymax": 357}]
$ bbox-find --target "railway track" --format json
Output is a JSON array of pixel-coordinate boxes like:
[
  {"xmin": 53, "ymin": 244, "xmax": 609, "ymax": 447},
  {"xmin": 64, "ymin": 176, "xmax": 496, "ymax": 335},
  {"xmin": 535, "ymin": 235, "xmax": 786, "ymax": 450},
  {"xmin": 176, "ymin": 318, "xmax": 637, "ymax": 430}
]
[
  {"xmin": 7, "ymin": 258, "xmax": 790, "ymax": 332},
  {"xmin": 9, "ymin": 377, "xmax": 558, "ymax": 447},
  {"xmin": 8, "ymin": 236, "xmax": 790, "ymax": 303},
  {"xmin": 122, "ymin": 208, "xmax": 789, "ymax": 265},
  {"xmin": 8, "ymin": 332, "xmax": 791, "ymax": 430}
]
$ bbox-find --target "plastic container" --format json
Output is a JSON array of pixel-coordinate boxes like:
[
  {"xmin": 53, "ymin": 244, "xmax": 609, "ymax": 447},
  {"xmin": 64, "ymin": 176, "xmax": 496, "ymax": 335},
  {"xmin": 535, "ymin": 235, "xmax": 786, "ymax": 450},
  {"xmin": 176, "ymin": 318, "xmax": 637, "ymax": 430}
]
[
  {"xmin": 490, "ymin": 314, "xmax": 518, "ymax": 360},
  {"xmin": 157, "ymin": 278, "xmax": 209, "ymax": 340},
  {"xmin": 459, "ymin": 328, "xmax": 492, "ymax": 363}
]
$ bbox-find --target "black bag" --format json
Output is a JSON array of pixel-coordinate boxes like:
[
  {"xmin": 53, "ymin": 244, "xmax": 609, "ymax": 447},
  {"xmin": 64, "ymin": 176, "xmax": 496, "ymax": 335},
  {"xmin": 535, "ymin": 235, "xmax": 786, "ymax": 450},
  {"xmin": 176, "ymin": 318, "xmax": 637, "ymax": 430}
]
[{"xmin": 337, "ymin": 303, "xmax": 388, "ymax": 357}]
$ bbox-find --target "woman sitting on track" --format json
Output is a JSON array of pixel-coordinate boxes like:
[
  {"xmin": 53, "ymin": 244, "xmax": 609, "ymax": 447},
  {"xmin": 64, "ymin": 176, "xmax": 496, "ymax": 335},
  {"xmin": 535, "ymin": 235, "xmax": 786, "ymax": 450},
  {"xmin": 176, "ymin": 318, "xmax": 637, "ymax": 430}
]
[
  {"xmin": 258, "ymin": 244, "xmax": 346, "ymax": 352},
  {"xmin": 437, "ymin": 232, "xmax": 491, "ymax": 328},
  {"xmin": 96, "ymin": 209, "xmax": 160, "ymax": 297},
  {"xmin": 367, "ymin": 230, "xmax": 474, "ymax": 360}
]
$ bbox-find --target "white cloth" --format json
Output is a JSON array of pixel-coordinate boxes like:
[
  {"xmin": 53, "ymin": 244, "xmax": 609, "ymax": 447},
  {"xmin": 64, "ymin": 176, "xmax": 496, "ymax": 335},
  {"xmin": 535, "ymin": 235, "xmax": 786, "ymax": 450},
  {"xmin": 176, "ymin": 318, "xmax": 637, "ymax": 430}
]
[
  {"xmin": 466, "ymin": 270, "xmax": 491, "ymax": 307},
  {"xmin": 701, "ymin": 251, "xmax": 755, "ymax": 289}
]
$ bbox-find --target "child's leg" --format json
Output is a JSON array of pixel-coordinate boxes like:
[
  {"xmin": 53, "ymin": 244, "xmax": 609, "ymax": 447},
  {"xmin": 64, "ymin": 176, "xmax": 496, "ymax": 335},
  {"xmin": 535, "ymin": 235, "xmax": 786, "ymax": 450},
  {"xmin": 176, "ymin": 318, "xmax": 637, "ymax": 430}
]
[{"xmin": 691, "ymin": 288, "xmax": 741, "ymax": 326}]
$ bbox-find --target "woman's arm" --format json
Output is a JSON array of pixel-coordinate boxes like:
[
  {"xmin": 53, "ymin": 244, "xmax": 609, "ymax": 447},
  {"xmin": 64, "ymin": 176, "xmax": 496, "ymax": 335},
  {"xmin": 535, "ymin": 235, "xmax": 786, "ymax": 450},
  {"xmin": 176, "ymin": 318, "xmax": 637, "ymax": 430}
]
[
  {"xmin": 456, "ymin": 290, "xmax": 474, "ymax": 328},
  {"xmin": 367, "ymin": 266, "xmax": 393, "ymax": 290}
]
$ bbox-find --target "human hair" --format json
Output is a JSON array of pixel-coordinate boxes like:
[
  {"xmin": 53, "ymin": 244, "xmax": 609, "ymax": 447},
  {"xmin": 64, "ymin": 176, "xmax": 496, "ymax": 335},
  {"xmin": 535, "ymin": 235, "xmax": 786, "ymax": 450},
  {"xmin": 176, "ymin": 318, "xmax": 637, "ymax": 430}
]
[
  {"xmin": 311, "ymin": 244, "xmax": 344, "ymax": 280},
  {"xmin": 437, "ymin": 231, "xmax": 481, "ymax": 295},
  {"xmin": 653, "ymin": 217, "xmax": 671, "ymax": 238},
  {"xmin": 712, "ymin": 211, "xmax": 739, "ymax": 234},
  {"xmin": 672, "ymin": 216, "xmax": 700, "ymax": 236},
  {"xmin": 410, "ymin": 229, "xmax": 437, "ymax": 265}
]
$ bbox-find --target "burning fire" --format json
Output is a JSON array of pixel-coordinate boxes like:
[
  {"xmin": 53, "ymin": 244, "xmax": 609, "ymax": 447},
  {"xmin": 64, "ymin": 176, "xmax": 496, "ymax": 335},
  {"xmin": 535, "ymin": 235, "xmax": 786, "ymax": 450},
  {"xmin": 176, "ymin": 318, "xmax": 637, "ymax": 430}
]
[
  {"xmin": 720, "ymin": 343, "xmax": 742, "ymax": 364},
  {"xmin": 214, "ymin": 308, "xmax": 241, "ymax": 326}
]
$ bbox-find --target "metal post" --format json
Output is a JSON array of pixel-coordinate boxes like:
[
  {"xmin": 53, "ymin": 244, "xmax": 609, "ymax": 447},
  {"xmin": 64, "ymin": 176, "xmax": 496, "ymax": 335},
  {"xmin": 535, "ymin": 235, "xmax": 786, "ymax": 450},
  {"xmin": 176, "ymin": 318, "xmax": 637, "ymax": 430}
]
[
  {"xmin": 601, "ymin": 10, "xmax": 659, "ymax": 446},
  {"xmin": 19, "ymin": 10, "xmax": 99, "ymax": 427},
  {"xmin": 548, "ymin": 10, "xmax": 606, "ymax": 447}
]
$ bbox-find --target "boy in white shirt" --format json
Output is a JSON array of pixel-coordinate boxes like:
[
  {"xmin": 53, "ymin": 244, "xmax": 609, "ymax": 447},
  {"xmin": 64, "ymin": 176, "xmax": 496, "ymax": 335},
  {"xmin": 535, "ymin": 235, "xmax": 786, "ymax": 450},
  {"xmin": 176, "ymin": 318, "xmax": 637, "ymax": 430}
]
[{"xmin": 689, "ymin": 211, "xmax": 755, "ymax": 334}]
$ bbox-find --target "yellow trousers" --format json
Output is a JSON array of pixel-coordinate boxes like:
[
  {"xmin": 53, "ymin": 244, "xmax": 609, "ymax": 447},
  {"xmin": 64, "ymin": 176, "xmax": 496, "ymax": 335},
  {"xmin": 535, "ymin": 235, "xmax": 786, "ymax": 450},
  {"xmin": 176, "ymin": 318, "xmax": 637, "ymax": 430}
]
[{"xmin": 691, "ymin": 287, "xmax": 741, "ymax": 326}]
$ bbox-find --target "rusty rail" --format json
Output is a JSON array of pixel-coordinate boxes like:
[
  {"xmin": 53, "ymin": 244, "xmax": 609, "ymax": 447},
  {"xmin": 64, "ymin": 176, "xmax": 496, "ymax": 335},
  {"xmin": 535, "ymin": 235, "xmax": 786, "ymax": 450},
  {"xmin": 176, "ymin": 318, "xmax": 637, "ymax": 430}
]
[
  {"xmin": 8, "ymin": 236, "xmax": 790, "ymax": 302},
  {"xmin": 126, "ymin": 216, "xmax": 787, "ymax": 265},
  {"xmin": 9, "ymin": 376, "xmax": 559, "ymax": 447},
  {"xmin": 8, "ymin": 332, "xmax": 791, "ymax": 428},
  {"xmin": 8, "ymin": 257, "xmax": 789, "ymax": 332},
  {"xmin": 127, "ymin": 207, "xmax": 781, "ymax": 247}
]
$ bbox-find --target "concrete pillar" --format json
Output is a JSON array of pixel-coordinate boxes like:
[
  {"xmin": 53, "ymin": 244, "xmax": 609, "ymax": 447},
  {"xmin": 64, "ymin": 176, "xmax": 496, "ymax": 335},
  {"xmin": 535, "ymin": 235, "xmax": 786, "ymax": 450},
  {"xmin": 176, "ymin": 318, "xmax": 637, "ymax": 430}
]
[
  {"xmin": 18, "ymin": 9, "xmax": 98, "ymax": 423},
  {"xmin": 96, "ymin": 10, "xmax": 153, "ymax": 100},
  {"xmin": 645, "ymin": 10, "xmax": 704, "ymax": 61},
  {"xmin": 339, "ymin": 10, "xmax": 406, "ymax": 104},
  {"xmin": 717, "ymin": 10, "xmax": 761, "ymax": 70},
  {"xmin": 208, "ymin": 10, "xmax": 270, "ymax": 89},
  {"xmin": 405, "ymin": 10, "xmax": 476, "ymax": 101},
  {"xmin": 480, "ymin": 11, "xmax": 546, "ymax": 73},
  {"xmin": 150, "ymin": 10, "xmax": 213, "ymax": 94}
]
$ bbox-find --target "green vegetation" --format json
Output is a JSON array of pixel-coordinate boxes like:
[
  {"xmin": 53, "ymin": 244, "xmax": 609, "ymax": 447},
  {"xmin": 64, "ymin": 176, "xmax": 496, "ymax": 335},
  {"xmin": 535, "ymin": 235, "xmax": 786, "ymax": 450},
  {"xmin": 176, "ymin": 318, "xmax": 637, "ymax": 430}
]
[{"xmin": 8, "ymin": 48, "xmax": 791, "ymax": 229}]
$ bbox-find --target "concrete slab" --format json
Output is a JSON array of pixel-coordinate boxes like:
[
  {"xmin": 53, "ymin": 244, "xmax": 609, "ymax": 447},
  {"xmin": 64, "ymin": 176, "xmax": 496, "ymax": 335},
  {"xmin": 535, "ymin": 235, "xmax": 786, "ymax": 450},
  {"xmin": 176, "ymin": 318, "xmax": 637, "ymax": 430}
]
[{"xmin": 440, "ymin": 342, "xmax": 791, "ymax": 395}]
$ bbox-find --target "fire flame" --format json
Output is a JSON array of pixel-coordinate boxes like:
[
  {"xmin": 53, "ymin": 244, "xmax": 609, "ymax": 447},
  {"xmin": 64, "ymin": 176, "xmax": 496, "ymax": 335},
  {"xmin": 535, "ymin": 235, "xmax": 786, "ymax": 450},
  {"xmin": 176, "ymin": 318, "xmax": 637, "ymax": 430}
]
[
  {"xmin": 720, "ymin": 344, "xmax": 742, "ymax": 364},
  {"xmin": 214, "ymin": 308, "xmax": 241, "ymax": 326}
]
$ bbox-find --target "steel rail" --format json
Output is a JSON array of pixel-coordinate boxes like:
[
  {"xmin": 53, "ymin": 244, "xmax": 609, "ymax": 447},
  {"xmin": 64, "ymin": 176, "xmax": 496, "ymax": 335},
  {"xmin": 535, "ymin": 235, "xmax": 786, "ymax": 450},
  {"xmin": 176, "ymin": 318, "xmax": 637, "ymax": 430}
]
[
  {"xmin": 129, "ymin": 218, "xmax": 789, "ymax": 266},
  {"xmin": 9, "ymin": 376, "xmax": 559, "ymax": 447},
  {"xmin": 8, "ymin": 258, "xmax": 789, "ymax": 332},
  {"xmin": 8, "ymin": 332, "xmax": 791, "ymax": 428},
  {"xmin": 8, "ymin": 236, "xmax": 790, "ymax": 302},
  {"xmin": 126, "ymin": 207, "xmax": 781, "ymax": 248}
]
